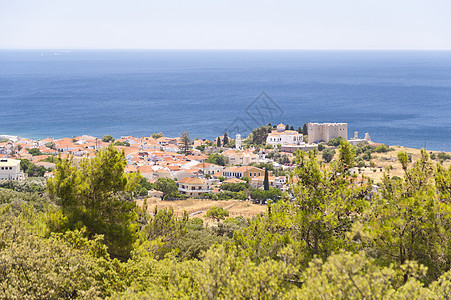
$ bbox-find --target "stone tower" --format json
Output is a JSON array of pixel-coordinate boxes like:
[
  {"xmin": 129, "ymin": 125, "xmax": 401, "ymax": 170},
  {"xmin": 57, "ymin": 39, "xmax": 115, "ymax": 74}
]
[{"xmin": 235, "ymin": 133, "xmax": 242, "ymax": 150}]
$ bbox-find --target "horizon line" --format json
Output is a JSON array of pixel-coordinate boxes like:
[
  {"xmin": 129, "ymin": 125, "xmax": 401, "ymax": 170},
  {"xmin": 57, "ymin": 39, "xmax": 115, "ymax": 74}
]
[{"xmin": 2, "ymin": 48, "xmax": 451, "ymax": 51}]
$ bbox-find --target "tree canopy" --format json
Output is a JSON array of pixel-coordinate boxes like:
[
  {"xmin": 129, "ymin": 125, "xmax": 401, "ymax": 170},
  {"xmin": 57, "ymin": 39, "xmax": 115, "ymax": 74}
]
[
  {"xmin": 206, "ymin": 206, "xmax": 229, "ymax": 222},
  {"xmin": 154, "ymin": 177, "xmax": 178, "ymax": 199},
  {"xmin": 206, "ymin": 153, "xmax": 226, "ymax": 166},
  {"xmin": 1, "ymin": 143, "xmax": 451, "ymax": 298},
  {"xmin": 47, "ymin": 145, "xmax": 141, "ymax": 260}
]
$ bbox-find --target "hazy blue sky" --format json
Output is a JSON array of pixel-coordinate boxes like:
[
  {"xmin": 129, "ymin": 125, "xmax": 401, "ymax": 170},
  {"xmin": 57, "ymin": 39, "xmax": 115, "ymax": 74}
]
[{"xmin": 1, "ymin": 0, "xmax": 450, "ymax": 49}]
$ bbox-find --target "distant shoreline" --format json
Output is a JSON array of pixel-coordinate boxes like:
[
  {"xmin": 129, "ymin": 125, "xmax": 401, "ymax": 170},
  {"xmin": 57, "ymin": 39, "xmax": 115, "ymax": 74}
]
[{"xmin": 1, "ymin": 133, "xmax": 450, "ymax": 153}]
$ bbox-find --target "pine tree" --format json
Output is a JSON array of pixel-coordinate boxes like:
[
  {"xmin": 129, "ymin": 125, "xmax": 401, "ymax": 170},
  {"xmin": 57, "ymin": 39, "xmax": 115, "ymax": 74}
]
[
  {"xmin": 47, "ymin": 145, "xmax": 141, "ymax": 260},
  {"xmin": 181, "ymin": 131, "xmax": 191, "ymax": 154}
]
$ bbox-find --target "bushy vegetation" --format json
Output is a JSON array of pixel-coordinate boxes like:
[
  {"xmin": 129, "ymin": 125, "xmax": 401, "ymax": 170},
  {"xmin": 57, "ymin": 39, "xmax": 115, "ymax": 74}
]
[
  {"xmin": 205, "ymin": 153, "xmax": 227, "ymax": 166},
  {"xmin": 321, "ymin": 148, "xmax": 335, "ymax": 162},
  {"xmin": 27, "ymin": 148, "xmax": 43, "ymax": 156},
  {"xmin": 151, "ymin": 132, "xmax": 164, "ymax": 139},
  {"xmin": 437, "ymin": 152, "xmax": 451, "ymax": 161},
  {"xmin": 326, "ymin": 136, "xmax": 345, "ymax": 146},
  {"xmin": 266, "ymin": 150, "xmax": 291, "ymax": 165},
  {"xmin": 20, "ymin": 159, "xmax": 48, "ymax": 177},
  {"xmin": 0, "ymin": 177, "xmax": 46, "ymax": 193},
  {"xmin": 1, "ymin": 142, "xmax": 450, "ymax": 298},
  {"xmin": 251, "ymin": 187, "xmax": 282, "ymax": 203},
  {"xmin": 206, "ymin": 206, "xmax": 229, "ymax": 221},
  {"xmin": 41, "ymin": 155, "xmax": 59, "ymax": 163},
  {"xmin": 220, "ymin": 182, "xmax": 249, "ymax": 192},
  {"xmin": 101, "ymin": 135, "xmax": 114, "ymax": 142},
  {"xmin": 195, "ymin": 144, "xmax": 206, "ymax": 151},
  {"xmin": 113, "ymin": 141, "xmax": 130, "ymax": 146}
]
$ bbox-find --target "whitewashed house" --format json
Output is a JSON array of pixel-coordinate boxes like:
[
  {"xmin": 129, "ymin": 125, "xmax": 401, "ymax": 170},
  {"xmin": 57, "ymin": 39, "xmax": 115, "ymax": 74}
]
[{"xmin": 0, "ymin": 158, "xmax": 25, "ymax": 180}]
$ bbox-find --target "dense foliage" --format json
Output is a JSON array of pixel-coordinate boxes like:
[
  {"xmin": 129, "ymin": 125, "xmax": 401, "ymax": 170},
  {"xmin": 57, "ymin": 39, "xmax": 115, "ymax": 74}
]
[
  {"xmin": 205, "ymin": 153, "xmax": 226, "ymax": 166},
  {"xmin": 1, "ymin": 142, "xmax": 450, "ymax": 299},
  {"xmin": 20, "ymin": 159, "xmax": 48, "ymax": 177},
  {"xmin": 47, "ymin": 145, "xmax": 141, "ymax": 260}
]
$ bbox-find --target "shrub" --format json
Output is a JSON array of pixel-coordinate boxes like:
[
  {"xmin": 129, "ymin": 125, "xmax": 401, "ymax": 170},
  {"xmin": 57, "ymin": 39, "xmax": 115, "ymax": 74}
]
[
  {"xmin": 375, "ymin": 144, "xmax": 389, "ymax": 153},
  {"xmin": 437, "ymin": 152, "xmax": 451, "ymax": 161},
  {"xmin": 27, "ymin": 148, "xmax": 43, "ymax": 156},
  {"xmin": 326, "ymin": 137, "xmax": 344, "ymax": 147},
  {"xmin": 322, "ymin": 149, "xmax": 335, "ymax": 163},
  {"xmin": 206, "ymin": 206, "xmax": 229, "ymax": 222}
]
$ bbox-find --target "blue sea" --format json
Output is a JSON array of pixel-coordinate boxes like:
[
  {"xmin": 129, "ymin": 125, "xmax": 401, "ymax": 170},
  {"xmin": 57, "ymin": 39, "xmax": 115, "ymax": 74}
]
[{"xmin": 0, "ymin": 50, "xmax": 450, "ymax": 151}]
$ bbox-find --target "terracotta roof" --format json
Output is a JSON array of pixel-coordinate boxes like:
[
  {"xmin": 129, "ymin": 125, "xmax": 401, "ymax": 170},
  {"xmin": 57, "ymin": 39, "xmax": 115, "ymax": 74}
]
[
  {"xmin": 138, "ymin": 165, "xmax": 155, "ymax": 173},
  {"xmin": 268, "ymin": 130, "xmax": 300, "ymax": 136},
  {"xmin": 191, "ymin": 162, "xmax": 217, "ymax": 169},
  {"xmin": 179, "ymin": 177, "xmax": 206, "ymax": 184},
  {"xmin": 33, "ymin": 155, "xmax": 50, "ymax": 162},
  {"xmin": 183, "ymin": 168, "xmax": 201, "ymax": 174},
  {"xmin": 125, "ymin": 165, "xmax": 138, "ymax": 173}
]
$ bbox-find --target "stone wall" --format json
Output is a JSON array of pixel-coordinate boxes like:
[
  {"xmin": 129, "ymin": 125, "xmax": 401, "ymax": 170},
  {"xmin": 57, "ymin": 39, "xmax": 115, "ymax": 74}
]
[{"xmin": 308, "ymin": 123, "xmax": 348, "ymax": 144}]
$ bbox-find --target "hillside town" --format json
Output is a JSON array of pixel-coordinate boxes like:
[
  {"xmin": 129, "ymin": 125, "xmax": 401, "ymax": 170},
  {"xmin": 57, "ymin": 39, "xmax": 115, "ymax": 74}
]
[
  {"xmin": 0, "ymin": 122, "xmax": 412, "ymax": 202},
  {"xmin": 0, "ymin": 122, "xmax": 383, "ymax": 201}
]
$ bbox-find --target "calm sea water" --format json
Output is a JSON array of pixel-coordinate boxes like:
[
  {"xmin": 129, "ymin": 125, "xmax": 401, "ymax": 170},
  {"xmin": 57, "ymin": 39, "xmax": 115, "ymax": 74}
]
[{"xmin": 0, "ymin": 50, "xmax": 450, "ymax": 151}]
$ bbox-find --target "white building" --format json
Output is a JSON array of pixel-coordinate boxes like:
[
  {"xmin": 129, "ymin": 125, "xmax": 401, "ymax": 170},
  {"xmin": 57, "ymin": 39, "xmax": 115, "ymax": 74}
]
[
  {"xmin": 222, "ymin": 149, "xmax": 259, "ymax": 166},
  {"xmin": 348, "ymin": 131, "xmax": 372, "ymax": 146},
  {"xmin": 0, "ymin": 158, "xmax": 24, "ymax": 180},
  {"xmin": 266, "ymin": 124, "xmax": 304, "ymax": 146},
  {"xmin": 178, "ymin": 177, "xmax": 212, "ymax": 197},
  {"xmin": 235, "ymin": 134, "xmax": 242, "ymax": 150},
  {"xmin": 308, "ymin": 123, "xmax": 348, "ymax": 144}
]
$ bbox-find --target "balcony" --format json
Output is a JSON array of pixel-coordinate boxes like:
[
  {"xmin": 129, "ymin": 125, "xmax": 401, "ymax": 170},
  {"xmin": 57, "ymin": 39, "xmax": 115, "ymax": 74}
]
[{"xmin": 178, "ymin": 187, "xmax": 212, "ymax": 194}]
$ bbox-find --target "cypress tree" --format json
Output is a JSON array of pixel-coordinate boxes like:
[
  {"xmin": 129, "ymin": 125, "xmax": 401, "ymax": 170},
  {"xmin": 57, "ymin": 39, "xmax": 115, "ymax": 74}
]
[
  {"xmin": 302, "ymin": 123, "xmax": 308, "ymax": 135},
  {"xmin": 223, "ymin": 132, "xmax": 229, "ymax": 146},
  {"xmin": 263, "ymin": 168, "xmax": 269, "ymax": 191},
  {"xmin": 217, "ymin": 137, "xmax": 221, "ymax": 147}
]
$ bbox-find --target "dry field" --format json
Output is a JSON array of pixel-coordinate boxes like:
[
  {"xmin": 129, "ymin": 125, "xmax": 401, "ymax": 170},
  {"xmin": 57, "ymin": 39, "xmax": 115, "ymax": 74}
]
[
  {"xmin": 135, "ymin": 146, "xmax": 450, "ymax": 219},
  {"xmin": 322, "ymin": 145, "xmax": 451, "ymax": 183},
  {"xmin": 136, "ymin": 198, "xmax": 267, "ymax": 220}
]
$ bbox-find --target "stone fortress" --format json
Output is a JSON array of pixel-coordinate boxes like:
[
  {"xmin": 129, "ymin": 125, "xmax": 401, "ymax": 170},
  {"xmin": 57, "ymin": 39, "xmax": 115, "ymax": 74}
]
[
  {"xmin": 308, "ymin": 123, "xmax": 348, "ymax": 144},
  {"xmin": 308, "ymin": 122, "xmax": 371, "ymax": 145}
]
